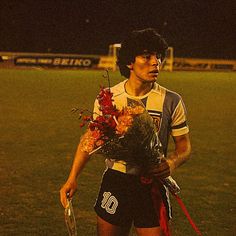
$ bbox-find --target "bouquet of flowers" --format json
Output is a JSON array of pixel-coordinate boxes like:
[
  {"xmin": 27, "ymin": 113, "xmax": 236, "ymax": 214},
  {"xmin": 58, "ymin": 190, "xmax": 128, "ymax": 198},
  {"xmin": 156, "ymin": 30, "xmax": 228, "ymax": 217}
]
[{"xmin": 74, "ymin": 78, "xmax": 180, "ymax": 194}]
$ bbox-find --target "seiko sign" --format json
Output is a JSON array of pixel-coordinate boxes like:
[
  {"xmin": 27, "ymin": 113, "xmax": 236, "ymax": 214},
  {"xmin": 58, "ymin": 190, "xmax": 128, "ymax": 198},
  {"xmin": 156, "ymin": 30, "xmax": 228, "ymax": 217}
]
[
  {"xmin": 14, "ymin": 56, "xmax": 100, "ymax": 68},
  {"xmin": 52, "ymin": 58, "xmax": 93, "ymax": 67}
]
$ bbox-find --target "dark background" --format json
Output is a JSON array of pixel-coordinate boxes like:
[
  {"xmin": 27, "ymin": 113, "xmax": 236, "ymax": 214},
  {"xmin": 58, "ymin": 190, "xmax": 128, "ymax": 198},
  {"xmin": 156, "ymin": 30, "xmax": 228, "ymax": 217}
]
[{"xmin": 0, "ymin": 0, "xmax": 235, "ymax": 59}]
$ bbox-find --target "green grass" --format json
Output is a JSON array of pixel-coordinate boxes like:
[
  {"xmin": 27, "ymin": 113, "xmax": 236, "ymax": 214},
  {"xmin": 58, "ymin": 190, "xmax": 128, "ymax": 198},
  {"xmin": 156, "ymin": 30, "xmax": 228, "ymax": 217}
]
[{"xmin": 0, "ymin": 68, "xmax": 235, "ymax": 236}]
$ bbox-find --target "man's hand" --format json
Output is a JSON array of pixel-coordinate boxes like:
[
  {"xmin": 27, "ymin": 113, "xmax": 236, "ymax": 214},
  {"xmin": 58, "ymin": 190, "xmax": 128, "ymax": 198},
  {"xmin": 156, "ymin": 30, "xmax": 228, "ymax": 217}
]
[
  {"xmin": 60, "ymin": 179, "xmax": 78, "ymax": 208},
  {"xmin": 59, "ymin": 143, "xmax": 90, "ymax": 208},
  {"xmin": 147, "ymin": 159, "xmax": 174, "ymax": 179}
]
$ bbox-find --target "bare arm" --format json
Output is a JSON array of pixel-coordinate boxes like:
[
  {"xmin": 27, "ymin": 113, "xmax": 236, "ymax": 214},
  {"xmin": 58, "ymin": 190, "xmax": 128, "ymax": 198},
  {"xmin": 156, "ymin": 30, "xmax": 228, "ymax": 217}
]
[
  {"xmin": 166, "ymin": 132, "xmax": 191, "ymax": 174},
  {"xmin": 60, "ymin": 142, "xmax": 90, "ymax": 208},
  {"xmin": 148, "ymin": 133, "xmax": 191, "ymax": 178}
]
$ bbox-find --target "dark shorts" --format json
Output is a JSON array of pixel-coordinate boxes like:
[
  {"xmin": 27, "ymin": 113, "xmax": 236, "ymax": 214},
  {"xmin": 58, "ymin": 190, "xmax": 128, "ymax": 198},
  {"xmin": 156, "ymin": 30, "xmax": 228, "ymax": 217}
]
[{"xmin": 94, "ymin": 168, "xmax": 172, "ymax": 228}]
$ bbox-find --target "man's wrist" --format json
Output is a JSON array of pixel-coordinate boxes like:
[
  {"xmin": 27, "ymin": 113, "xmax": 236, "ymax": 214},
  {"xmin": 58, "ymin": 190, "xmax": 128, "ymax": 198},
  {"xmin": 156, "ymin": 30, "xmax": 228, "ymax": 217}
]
[
  {"xmin": 167, "ymin": 151, "xmax": 180, "ymax": 170},
  {"xmin": 167, "ymin": 150, "xmax": 190, "ymax": 171},
  {"xmin": 67, "ymin": 173, "xmax": 78, "ymax": 182},
  {"xmin": 166, "ymin": 158, "xmax": 176, "ymax": 174}
]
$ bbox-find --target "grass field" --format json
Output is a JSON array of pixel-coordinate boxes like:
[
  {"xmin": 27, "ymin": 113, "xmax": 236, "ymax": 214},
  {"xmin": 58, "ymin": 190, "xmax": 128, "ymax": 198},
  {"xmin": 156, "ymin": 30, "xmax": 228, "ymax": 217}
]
[{"xmin": 0, "ymin": 68, "xmax": 235, "ymax": 236}]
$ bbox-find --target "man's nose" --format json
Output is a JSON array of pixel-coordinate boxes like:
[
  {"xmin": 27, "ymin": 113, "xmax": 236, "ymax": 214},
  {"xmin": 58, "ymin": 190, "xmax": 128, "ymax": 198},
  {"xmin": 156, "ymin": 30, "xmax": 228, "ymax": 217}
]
[{"xmin": 150, "ymin": 55, "xmax": 161, "ymax": 66}]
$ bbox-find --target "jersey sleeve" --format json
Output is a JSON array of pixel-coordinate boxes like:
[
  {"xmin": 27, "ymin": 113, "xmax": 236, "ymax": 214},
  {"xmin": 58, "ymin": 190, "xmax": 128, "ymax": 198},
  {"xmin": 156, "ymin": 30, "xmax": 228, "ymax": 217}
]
[{"xmin": 170, "ymin": 99, "xmax": 189, "ymax": 136}]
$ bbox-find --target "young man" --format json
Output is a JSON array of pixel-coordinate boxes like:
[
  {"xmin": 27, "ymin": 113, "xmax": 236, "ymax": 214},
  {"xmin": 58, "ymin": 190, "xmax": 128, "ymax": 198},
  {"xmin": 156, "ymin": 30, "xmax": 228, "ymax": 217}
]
[{"xmin": 60, "ymin": 28, "xmax": 191, "ymax": 236}]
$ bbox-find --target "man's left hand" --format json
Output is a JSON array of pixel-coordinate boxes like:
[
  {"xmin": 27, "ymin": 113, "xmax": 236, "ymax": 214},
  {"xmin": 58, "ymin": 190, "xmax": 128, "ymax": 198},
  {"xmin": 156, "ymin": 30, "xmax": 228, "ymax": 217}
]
[{"xmin": 147, "ymin": 159, "xmax": 174, "ymax": 179}]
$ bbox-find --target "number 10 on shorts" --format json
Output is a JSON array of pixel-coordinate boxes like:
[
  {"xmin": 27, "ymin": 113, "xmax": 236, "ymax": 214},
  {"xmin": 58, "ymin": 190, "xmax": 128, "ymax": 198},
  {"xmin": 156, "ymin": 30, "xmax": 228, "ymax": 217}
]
[{"xmin": 101, "ymin": 192, "xmax": 118, "ymax": 214}]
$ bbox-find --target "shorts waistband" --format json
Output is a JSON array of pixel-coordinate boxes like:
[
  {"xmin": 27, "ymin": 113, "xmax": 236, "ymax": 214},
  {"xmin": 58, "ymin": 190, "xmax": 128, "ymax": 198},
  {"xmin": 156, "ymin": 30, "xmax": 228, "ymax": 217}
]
[{"xmin": 106, "ymin": 159, "xmax": 141, "ymax": 175}]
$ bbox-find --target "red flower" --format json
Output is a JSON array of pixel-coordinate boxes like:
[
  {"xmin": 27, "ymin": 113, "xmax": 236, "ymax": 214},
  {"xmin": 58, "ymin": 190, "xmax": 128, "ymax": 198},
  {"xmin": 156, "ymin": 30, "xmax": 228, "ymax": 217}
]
[
  {"xmin": 79, "ymin": 84, "xmax": 144, "ymax": 153},
  {"xmin": 97, "ymin": 87, "xmax": 118, "ymax": 116}
]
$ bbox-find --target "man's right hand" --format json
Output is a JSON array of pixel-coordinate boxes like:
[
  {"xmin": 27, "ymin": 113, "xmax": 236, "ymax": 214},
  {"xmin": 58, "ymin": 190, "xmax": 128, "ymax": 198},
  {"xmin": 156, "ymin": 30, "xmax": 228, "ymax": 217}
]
[{"xmin": 60, "ymin": 179, "xmax": 78, "ymax": 208}]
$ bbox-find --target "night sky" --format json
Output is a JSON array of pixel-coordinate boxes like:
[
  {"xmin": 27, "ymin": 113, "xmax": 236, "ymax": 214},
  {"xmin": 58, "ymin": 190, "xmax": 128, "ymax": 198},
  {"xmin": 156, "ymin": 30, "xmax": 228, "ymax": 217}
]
[{"xmin": 0, "ymin": 0, "xmax": 235, "ymax": 59}]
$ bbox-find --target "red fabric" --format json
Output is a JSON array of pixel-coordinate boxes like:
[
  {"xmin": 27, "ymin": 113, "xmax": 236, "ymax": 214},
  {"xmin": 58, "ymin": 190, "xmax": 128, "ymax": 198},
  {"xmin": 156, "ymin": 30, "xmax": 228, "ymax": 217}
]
[
  {"xmin": 141, "ymin": 177, "xmax": 171, "ymax": 236},
  {"xmin": 151, "ymin": 181, "xmax": 171, "ymax": 236},
  {"xmin": 141, "ymin": 177, "xmax": 203, "ymax": 236},
  {"xmin": 172, "ymin": 193, "xmax": 203, "ymax": 236}
]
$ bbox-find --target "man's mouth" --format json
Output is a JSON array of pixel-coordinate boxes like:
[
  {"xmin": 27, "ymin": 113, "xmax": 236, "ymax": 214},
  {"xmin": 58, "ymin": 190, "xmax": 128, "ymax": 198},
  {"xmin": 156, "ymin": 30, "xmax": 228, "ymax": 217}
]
[{"xmin": 149, "ymin": 70, "xmax": 159, "ymax": 75}]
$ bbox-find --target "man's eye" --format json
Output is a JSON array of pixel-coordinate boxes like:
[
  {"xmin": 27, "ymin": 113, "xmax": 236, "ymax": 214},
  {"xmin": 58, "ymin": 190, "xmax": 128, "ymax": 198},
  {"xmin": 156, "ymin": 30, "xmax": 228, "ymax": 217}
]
[
  {"xmin": 156, "ymin": 54, "xmax": 162, "ymax": 59},
  {"xmin": 142, "ymin": 54, "xmax": 151, "ymax": 59}
]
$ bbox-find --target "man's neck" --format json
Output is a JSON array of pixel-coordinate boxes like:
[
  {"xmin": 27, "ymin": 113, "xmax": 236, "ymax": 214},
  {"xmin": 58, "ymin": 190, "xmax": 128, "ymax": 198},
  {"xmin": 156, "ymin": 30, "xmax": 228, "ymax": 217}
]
[{"xmin": 125, "ymin": 79, "xmax": 154, "ymax": 96}]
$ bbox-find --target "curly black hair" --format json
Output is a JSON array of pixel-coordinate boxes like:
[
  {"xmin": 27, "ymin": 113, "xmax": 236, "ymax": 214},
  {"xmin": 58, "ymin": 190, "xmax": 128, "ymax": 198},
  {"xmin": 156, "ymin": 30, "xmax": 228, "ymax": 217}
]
[{"xmin": 117, "ymin": 28, "xmax": 168, "ymax": 78}]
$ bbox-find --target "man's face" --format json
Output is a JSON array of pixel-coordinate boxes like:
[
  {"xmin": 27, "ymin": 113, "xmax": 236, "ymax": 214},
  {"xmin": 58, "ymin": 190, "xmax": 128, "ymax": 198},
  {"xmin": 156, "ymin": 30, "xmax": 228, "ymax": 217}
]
[{"xmin": 128, "ymin": 51, "xmax": 162, "ymax": 83}]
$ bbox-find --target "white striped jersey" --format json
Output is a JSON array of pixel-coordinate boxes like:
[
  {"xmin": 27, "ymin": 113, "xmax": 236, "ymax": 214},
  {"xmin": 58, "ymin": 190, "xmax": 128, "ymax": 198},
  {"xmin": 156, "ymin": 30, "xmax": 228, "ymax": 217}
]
[{"xmin": 93, "ymin": 80, "xmax": 189, "ymax": 174}]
